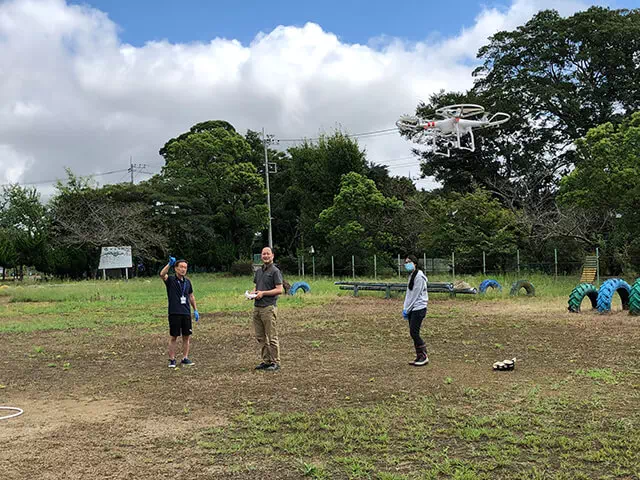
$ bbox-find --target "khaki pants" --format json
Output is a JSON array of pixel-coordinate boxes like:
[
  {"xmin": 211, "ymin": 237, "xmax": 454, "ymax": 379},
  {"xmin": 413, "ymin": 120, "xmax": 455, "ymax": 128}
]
[{"xmin": 253, "ymin": 305, "xmax": 280, "ymax": 364}]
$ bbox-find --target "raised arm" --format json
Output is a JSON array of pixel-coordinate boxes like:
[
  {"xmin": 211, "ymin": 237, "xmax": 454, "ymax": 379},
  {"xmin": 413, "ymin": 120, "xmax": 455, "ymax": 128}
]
[
  {"xmin": 159, "ymin": 263, "xmax": 170, "ymax": 281},
  {"xmin": 160, "ymin": 256, "xmax": 176, "ymax": 282}
]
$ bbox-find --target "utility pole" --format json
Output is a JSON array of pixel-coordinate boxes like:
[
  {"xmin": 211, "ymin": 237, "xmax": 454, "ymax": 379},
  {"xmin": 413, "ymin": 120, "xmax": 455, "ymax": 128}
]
[
  {"xmin": 262, "ymin": 128, "xmax": 274, "ymax": 249},
  {"xmin": 128, "ymin": 157, "xmax": 148, "ymax": 185}
]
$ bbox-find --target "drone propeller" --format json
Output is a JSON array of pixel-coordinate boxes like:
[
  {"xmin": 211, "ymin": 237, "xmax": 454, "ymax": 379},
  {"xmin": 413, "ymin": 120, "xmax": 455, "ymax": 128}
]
[
  {"xmin": 396, "ymin": 115, "xmax": 420, "ymax": 133},
  {"xmin": 435, "ymin": 104, "xmax": 485, "ymax": 119},
  {"xmin": 482, "ymin": 112, "xmax": 511, "ymax": 127}
]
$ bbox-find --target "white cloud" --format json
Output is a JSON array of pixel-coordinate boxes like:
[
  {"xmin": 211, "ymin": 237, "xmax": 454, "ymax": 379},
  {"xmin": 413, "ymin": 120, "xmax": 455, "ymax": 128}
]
[{"xmin": 0, "ymin": 0, "xmax": 605, "ymax": 195}]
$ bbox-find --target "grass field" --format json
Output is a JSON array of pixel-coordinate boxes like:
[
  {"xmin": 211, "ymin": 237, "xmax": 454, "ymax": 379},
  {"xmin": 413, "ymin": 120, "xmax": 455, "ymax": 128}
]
[{"xmin": 1, "ymin": 274, "xmax": 639, "ymax": 479}]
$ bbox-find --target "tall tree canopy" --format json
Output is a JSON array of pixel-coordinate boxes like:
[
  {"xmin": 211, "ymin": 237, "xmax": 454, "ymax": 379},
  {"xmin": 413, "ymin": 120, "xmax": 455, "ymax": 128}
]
[
  {"xmin": 419, "ymin": 189, "xmax": 522, "ymax": 271},
  {"xmin": 154, "ymin": 121, "xmax": 268, "ymax": 269},
  {"xmin": 557, "ymin": 112, "xmax": 640, "ymax": 271},
  {"xmin": 0, "ymin": 185, "xmax": 49, "ymax": 275},
  {"xmin": 315, "ymin": 172, "xmax": 403, "ymax": 267},
  {"xmin": 414, "ymin": 7, "xmax": 640, "ymax": 210},
  {"xmin": 287, "ymin": 132, "xmax": 368, "ymax": 251}
]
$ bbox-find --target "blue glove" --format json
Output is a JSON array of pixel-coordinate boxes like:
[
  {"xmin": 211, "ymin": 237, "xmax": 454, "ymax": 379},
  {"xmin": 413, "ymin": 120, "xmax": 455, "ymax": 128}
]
[
  {"xmin": 169, "ymin": 256, "xmax": 176, "ymax": 266},
  {"xmin": 194, "ymin": 310, "xmax": 200, "ymax": 322},
  {"xmin": 402, "ymin": 309, "xmax": 408, "ymax": 319}
]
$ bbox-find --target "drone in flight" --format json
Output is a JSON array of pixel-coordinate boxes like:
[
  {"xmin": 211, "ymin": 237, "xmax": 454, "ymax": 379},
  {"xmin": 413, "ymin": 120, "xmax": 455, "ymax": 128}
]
[{"xmin": 396, "ymin": 104, "xmax": 510, "ymax": 157}]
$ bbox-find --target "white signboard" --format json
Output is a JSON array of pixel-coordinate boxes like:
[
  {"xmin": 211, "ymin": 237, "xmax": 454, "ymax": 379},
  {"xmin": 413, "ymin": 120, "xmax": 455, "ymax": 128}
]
[{"xmin": 98, "ymin": 246, "xmax": 133, "ymax": 270}]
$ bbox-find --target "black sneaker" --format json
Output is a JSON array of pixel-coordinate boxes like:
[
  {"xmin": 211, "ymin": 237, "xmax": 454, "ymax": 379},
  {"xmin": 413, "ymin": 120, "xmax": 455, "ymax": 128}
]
[
  {"xmin": 265, "ymin": 363, "xmax": 280, "ymax": 371},
  {"xmin": 413, "ymin": 355, "xmax": 429, "ymax": 367},
  {"xmin": 168, "ymin": 359, "xmax": 177, "ymax": 368},
  {"xmin": 181, "ymin": 358, "xmax": 194, "ymax": 366},
  {"xmin": 255, "ymin": 362, "xmax": 270, "ymax": 370}
]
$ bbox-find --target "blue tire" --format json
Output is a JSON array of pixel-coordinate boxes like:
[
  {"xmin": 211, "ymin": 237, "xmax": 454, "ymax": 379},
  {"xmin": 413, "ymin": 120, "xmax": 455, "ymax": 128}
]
[
  {"xmin": 479, "ymin": 279, "xmax": 502, "ymax": 293},
  {"xmin": 596, "ymin": 278, "xmax": 630, "ymax": 313},
  {"xmin": 289, "ymin": 281, "xmax": 311, "ymax": 295}
]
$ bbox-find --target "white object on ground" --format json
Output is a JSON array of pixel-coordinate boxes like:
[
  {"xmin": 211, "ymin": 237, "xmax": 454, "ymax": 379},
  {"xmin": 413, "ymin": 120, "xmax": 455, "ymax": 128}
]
[
  {"xmin": 0, "ymin": 406, "xmax": 24, "ymax": 420},
  {"xmin": 493, "ymin": 358, "xmax": 516, "ymax": 371}
]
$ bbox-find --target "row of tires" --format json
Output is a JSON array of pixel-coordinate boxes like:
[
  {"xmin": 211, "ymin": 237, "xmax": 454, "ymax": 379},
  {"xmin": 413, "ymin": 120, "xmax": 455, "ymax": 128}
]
[
  {"xmin": 479, "ymin": 279, "xmax": 535, "ymax": 296},
  {"xmin": 568, "ymin": 278, "xmax": 640, "ymax": 314}
]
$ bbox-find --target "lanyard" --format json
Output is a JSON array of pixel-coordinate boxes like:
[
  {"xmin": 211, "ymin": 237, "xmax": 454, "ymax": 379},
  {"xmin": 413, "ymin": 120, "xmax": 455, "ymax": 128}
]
[{"xmin": 177, "ymin": 277, "xmax": 188, "ymax": 297}]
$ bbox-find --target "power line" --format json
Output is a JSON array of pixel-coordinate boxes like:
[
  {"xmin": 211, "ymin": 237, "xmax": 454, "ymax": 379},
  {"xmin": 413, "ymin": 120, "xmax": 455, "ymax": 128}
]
[
  {"xmin": 0, "ymin": 168, "xmax": 130, "ymax": 188},
  {"xmin": 276, "ymin": 127, "xmax": 399, "ymax": 143},
  {"xmin": 0, "ymin": 126, "xmax": 421, "ymax": 189}
]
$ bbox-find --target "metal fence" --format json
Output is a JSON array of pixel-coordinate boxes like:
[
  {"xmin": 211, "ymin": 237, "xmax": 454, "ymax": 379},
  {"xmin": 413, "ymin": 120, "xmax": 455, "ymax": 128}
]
[{"xmin": 287, "ymin": 248, "xmax": 602, "ymax": 282}]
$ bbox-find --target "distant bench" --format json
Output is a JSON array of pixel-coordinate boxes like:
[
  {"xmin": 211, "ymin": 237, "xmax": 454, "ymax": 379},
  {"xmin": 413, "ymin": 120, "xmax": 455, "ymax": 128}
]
[{"xmin": 334, "ymin": 281, "xmax": 476, "ymax": 299}]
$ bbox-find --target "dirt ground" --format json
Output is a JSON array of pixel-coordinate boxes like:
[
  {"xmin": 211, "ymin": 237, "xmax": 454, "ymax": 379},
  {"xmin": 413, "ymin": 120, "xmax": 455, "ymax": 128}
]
[{"xmin": 1, "ymin": 295, "xmax": 639, "ymax": 479}]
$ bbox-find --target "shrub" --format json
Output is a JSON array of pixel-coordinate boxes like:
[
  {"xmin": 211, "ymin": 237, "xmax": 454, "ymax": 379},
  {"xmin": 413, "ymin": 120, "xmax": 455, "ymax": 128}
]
[{"xmin": 230, "ymin": 258, "xmax": 254, "ymax": 276}]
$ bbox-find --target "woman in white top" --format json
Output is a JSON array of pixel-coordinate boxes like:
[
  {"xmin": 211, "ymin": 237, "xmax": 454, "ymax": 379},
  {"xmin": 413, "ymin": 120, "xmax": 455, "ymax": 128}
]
[{"xmin": 402, "ymin": 255, "xmax": 429, "ymax": 366}]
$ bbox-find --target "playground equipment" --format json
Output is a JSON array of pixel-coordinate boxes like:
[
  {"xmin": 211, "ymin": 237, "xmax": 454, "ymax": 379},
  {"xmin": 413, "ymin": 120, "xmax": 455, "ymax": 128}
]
[
  {"xmin": 479, "ymin": 279, "xmax": 502, "ymax": 294},
  {"xmin": 596, "ymin": 278, "xmax": 630, "ymax": 313},
  {"xmin": 396, "ymin": 104, "xmax": 510, "ymax": 157},
  {"xmin": 567, "ymin": 278, "xmax": 640, "ymax": 315},
  {"xmin": 289, "ymin": 281, "xmax": 311, "ymax": 295},
  {"xmin": 579, "ymin": 255, "xmax": 598, "ymax": 284},
  {"xmin": 568, "ymin": 283, "xmax": 599, "ymax": 313},
  {"xmin": 509, "ymin": 280, "xmax": 535, "ymax": 296},
  {"xmin": 630, "ymin": 279, "xmax": 640, "ymax": 315},
  {"xmin": 334, "ymin": 281, "xmax": 480, "ymax": 298}
]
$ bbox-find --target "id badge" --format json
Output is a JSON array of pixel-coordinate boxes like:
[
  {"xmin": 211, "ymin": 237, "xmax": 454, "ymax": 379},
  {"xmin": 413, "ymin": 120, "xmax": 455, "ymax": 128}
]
[{"xmin": 180, "ymin": 296, "xmax": 187, "ymax": 304}]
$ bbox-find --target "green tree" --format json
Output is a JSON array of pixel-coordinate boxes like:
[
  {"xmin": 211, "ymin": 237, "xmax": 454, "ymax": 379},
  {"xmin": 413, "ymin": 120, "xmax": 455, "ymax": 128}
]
[
  {"xmin": 420, "ymin": 189, "xmax": 522, "ymax": 271},
  {"xmin": 288, "ymin": 132, "xmax": 368, "ymax": 251},
  {"xmin": 316, "ymin": 172, "xmax": 403, "ymax": 270},
  {"xmin": 154, "ymin": 121, "xmax": 268, "ymax": 269},
  {"xmin": 366, "ymin": 163, "xmax": 417, "ymax": 202},
  {"xmin": 0, "ymin": 185, "xmax": 49, "ymax": 277},
  {"xmin": 412, "ymin": 7, "xmax": 640, "ymax": 208},
  {"xmin": 558, "ymin": 112, "xmax": 640, "ymax": 272},
  {"xmin": 48, "ymin": 171, "xmax": 167, "ymax": 278},
  {"xmin": 0, "ymin": 228, "xmax": 17, "ymax": 279}
]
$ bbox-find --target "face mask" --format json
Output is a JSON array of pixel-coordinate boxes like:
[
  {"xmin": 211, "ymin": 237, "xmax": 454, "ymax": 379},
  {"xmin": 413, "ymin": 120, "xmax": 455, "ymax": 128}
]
[{"xmin": 404, "ymin": 263, "xmax": 415, "ymax": 272}]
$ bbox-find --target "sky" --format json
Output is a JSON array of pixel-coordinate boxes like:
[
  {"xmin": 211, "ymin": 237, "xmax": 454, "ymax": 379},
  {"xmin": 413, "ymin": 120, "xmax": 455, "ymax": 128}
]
[{"xmin": 0, "ymin": 0, "xmax": 634, "ymax": 196}]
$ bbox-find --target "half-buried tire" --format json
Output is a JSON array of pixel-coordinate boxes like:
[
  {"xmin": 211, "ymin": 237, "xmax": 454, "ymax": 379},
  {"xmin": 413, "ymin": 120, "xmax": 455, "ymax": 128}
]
[
  {"xmin": 630, "ymin": 279, "xmax": 640, "ymax": 316},
  {"xmin": 596, "ymin": 278, "xmax": 630, "ymax": 314},
  {"xmin": 568, "ymin": 283, "xmax": 598, "ymax": 313},
  {"xmin": 289, "ymin": 281, "xmax": 311, "ymax": 295},
  {"xmin": 510, "ymin": 280, "xmax": 535, "ymax": 296},
  {"xmin": 479, "ymin": 279, "xmax": 502, "ymax": 294}
]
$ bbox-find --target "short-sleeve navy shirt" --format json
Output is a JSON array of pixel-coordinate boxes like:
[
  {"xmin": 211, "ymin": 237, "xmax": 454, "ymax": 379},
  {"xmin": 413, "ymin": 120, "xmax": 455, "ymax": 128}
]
[{"xmin": 165, "ymin": 275, "xmax": 193, "ymax": 315}]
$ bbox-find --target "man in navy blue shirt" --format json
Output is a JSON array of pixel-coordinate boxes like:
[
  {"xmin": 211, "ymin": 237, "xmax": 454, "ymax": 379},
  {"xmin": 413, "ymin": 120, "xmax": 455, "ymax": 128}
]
[{"xmin": 160, "ymin": 257, "xmax": 200, "ymax": 368}]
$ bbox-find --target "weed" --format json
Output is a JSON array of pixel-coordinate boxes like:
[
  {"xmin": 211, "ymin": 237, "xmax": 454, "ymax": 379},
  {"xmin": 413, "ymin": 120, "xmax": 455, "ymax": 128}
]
[{"xmin": 575, "ymin": 368, "xmax": 621, "ymax": 385}]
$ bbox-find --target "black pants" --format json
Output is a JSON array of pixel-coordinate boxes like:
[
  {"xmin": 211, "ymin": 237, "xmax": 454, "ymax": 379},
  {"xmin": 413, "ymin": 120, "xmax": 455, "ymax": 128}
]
[{"xmin": 408, "ymin": 308, "xmax": 427, "ymax": 349}]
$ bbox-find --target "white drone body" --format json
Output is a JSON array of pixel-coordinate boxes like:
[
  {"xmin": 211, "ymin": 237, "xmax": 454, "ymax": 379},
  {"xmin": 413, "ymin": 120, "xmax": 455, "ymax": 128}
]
[{"xmin": 396, "ymin": 104, "xmax": 510, "ymax": 157}]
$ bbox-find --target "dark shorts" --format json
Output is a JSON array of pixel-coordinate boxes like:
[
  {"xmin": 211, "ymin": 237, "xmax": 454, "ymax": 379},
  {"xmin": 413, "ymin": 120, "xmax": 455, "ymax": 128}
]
[{"xmin": 168, "ymin": 314, "xmax": 192, "ymax": 337}]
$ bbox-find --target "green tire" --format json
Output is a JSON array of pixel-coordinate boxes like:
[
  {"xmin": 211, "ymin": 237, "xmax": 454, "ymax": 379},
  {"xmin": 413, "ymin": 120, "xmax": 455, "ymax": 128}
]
[{"xmin": 568, "ymin": 283, "xmax": 598, "ymax": 313}]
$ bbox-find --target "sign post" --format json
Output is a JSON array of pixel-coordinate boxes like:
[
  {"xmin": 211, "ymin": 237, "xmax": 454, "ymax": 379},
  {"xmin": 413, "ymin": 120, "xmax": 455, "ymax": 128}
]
[{"xmin": 98, "ymin": 246, "xmax": 133, "ymax": 280}]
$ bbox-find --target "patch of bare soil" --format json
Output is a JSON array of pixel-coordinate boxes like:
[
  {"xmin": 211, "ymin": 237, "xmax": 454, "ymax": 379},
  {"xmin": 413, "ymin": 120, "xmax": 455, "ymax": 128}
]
[{"xmin": 1, "ymin": 295, "xmax": 639, "ymax": 478}]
